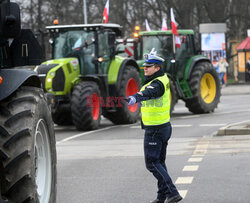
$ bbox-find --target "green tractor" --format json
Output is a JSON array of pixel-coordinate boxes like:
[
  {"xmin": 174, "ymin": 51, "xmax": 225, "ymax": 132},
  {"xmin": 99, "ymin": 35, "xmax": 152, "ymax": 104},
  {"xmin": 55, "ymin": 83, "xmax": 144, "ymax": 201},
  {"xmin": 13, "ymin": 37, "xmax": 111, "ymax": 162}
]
[
  {"xmin": 134, "ymin": 29, "xmax": 221, "ymax": 113},
  {"xmin": 36, "ymin": 24, "xmax": 141, "ymax": 130}
]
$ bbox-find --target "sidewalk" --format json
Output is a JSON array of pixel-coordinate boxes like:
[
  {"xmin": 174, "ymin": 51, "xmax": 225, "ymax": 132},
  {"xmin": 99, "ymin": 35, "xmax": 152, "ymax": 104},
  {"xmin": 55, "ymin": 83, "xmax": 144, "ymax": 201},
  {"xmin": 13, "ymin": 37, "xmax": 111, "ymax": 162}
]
[
  {"xmin": 216, "ymin": 84, "xmax": 250, "ymax": 136},
  {"xmin": 216, "ymin": 120, "xmax": 250, "ymax": 136},
  {"xmin": 221, "ymin": 83, "xmax": 250, "ymax": 95}
]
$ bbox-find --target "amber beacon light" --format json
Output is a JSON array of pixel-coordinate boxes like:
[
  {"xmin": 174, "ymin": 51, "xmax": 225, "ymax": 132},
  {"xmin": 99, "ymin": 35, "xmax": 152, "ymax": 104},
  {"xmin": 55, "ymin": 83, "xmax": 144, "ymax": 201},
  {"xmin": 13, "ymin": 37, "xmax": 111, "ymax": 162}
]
[{"xmin": 53, "ymin": 19, "xmax": 59, "ymax": 25}]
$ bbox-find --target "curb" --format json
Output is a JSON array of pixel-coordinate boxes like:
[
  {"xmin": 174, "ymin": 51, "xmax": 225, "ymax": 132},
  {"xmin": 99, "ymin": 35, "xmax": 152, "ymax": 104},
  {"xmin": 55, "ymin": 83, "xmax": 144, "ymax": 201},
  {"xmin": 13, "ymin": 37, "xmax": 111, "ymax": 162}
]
[
  {"xmin": 216, "ymin": 120, "xmax": 250, "ymax": 136},
  {"xmin": 226, "ymin": 82, "xmax": 250, "ymax": 86}
]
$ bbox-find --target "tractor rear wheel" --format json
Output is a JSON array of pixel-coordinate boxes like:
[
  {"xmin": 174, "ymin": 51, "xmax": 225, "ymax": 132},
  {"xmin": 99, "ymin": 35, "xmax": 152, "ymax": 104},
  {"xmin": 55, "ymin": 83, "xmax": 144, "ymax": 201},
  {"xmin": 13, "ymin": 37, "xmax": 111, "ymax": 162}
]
[
  {"xmin": 0, "ymin": 86, "xmax": 57, "ymax": 203},
  {"xmin": 185, "ymin": 62, "xmax": 221, "ymax": 113},
  {"xmin": 71, "ymin": 81, "xmax": 102, "ymax": 130},
  {"xmin": 103, "ymin": 66, "xmax": 141, "ymax": 124}
]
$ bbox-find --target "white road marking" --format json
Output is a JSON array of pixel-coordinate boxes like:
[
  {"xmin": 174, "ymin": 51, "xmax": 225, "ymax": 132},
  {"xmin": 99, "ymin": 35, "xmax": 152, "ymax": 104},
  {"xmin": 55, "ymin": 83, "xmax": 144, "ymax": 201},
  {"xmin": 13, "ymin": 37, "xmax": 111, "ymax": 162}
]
[
  {"xmin": 193, "ymin": 149, "xmax": 207, "ymax": 156},
  {"xmin": 130, "ymin": 123, "xmax": 240, "ymax": 129},
  {"xmin": 179, "ymin": 115, "xmax": 200, "ymax": 119},
  {"xmin": 175, "ymin": 177, "xmax": 194, "ymax": 184},
  {"xmin": 188, "ymin": 157, "xmax": 203, "ymax": 162},
  {"xmin": 193, "ymin": 141, "xmax": 209, "ymax": 156},
  {"xmin": 172, "ymin": 124, "xmax": 192, "ymax": 127},
  {"xmin": 182, "ymin": 165, "xmax": 199, "ymax": 171},
  {"xmin": 200, "ymin": 124, "xmax": 226, "ymax": 127},
  {"xmin": 196, "ymin": 143, "xmax": 209, "ymax": 149},
  {"xmin": 176, "ymin": 139, "xmax": 210, "ymax": 200},
  {"xmin": 214, "ymin": 109, "xmax": 250, "ymax": 115},
  {"xmin": 56, "ymin": 126, "xmax": 115, "ymax": 145},
  {"xmin": 173, "ymin": 107, "xmax": 187, "ymax": 112},
  {"xmin": 56, "ymin": 137, "xmax": 200, "ymax": 160},
  {"xmin": 179, "ymin": 190, "xmax": 188, "ymax": 199},
  {"xmin": 191, "ymin": 154, "xmax": 205, "ymax": 157}
]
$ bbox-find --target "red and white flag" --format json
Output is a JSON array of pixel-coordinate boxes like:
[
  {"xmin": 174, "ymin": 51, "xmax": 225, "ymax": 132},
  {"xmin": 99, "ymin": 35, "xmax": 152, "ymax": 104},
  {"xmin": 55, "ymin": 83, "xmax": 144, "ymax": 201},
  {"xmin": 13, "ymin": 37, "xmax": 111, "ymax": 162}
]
[
  {"xmin": 170, "ymin": 8, "xmax": 181, "ymax": 48},
  {"xmin": 145, "ymin": 19, "xmax": 151, "ymax": 31},
  {"xmin": 103, "ymin": 0, "xmax": 109, "ymax": 24},
  {"xmin": 161, "ymin": 17, "xmax": 168, "ymax": 31}
]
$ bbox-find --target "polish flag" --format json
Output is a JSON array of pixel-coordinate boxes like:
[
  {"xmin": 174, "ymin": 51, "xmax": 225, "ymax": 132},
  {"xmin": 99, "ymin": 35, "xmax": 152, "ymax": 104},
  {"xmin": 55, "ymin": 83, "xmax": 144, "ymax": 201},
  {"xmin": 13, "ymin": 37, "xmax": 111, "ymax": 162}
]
[
  {"xmin": 145, "ymin": 19, "xmax": 151, "ymax": 31},
  {"xmin": 162, "ymin": 17, "xmax": 168, "ymax": 31},
  {"xmin": 103, "ymin": 0, "xmax": 109, "ymax": 24},
  {"xmin": 170, "ymin": 8, "xmax": 181, "ymax": 48}
]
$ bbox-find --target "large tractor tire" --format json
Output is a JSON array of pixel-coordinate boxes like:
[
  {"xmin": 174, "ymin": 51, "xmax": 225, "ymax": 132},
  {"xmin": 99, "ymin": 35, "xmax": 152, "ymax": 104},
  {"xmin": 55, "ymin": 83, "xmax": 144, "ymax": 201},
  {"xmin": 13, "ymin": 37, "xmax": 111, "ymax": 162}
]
[
  {"xmin": 185, "ymin": 62, "xmax": 221, "ymax": 114},
  {"xmin": 71, "ymin": 81, "xmax": 102, "ymax": 130},
  {"xmin": 103, "ymin": 66, "xmax": 141, "ymax": 124},
  {"xmin": 0, "ymin": 86, "xmax": 57, "ymax": 203},
  {"xmin": 52, "ymin": 109, "xmax": 72, "ymax": 126},
  {"xmin": 170, "ymin": 79, "xmax": 178, "ymax": 114}
]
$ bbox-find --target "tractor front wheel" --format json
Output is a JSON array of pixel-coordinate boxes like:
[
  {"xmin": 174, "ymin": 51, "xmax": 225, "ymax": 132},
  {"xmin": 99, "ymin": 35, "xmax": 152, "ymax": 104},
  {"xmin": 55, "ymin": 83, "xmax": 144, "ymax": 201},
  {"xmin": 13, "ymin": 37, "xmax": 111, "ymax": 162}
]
[
  {"xmin": 71, "ymin": 81, "xmax": 102, "ymax": 130},
  {"xmin": 185, "ymin": 62, "xmax": 221, "ymax": 113},
  {"xmin": 0, "ymin": 86, "xmax": 57, "ymax": 203}
]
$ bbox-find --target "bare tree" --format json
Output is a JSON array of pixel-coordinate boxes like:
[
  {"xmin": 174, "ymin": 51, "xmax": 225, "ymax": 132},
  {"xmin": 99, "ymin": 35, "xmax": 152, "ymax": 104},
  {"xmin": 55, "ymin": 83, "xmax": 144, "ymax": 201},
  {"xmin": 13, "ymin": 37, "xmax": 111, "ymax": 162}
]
[{"xmin": 15, "ymin": 0, "xmax": 249, "ymax": 42}]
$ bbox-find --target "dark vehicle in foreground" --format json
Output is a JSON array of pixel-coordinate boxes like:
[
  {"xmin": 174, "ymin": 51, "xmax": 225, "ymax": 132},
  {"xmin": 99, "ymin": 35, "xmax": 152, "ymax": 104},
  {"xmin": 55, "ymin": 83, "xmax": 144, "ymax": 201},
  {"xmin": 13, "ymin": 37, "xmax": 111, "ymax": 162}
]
[{"xmin": 0, "ymin": 1, "xmax": 56, "ymax": 202}]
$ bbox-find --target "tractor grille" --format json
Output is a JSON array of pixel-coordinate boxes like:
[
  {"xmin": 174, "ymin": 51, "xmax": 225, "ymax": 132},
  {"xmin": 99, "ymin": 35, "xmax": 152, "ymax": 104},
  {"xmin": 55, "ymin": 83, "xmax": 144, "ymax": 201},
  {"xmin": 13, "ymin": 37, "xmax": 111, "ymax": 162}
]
[
  {"xmin": 52, "ymin": 68, "xmax": 65, "ymax": 91},
  {"xmin": 36, "ymin": 64, "xmax": 58, "ymax": 90}
]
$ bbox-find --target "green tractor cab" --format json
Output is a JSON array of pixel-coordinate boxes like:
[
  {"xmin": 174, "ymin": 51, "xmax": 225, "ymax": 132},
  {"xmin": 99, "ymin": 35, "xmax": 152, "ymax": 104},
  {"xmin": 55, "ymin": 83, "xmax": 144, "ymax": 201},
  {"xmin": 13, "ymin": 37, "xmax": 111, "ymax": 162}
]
[
  {"xmin": 36, "ymin": 24, "xmax": 141, "ymax": 130},
  {"xmin": 134, "ymin": 29, "xmax": 221, "ymax": 113}
]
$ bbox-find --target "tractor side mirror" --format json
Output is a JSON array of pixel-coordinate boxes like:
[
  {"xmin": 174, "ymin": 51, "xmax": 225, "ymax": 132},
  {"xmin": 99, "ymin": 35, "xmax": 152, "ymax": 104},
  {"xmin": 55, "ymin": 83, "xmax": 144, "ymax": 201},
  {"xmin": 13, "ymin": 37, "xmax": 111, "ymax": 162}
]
[{"xmin": 0, "ymin": 2, "xmax": 21, "ymax": 38}]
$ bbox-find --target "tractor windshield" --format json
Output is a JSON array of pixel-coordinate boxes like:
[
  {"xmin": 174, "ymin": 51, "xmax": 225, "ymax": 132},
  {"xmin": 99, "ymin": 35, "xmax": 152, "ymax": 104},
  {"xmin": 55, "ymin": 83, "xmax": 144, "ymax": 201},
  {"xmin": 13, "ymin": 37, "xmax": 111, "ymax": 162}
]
[
  {"xmin": 53, "ymin": 30, "xmax": 95, "ymax": 59},
  {"xmin": 142, "ymin": 35, "xmax": 173, "ymax": 58}
]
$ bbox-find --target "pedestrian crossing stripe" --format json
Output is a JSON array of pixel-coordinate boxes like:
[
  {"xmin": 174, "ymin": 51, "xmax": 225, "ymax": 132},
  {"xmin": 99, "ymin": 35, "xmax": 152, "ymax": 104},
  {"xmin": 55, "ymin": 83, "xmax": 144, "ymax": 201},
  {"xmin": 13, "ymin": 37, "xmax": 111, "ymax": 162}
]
[
  {"xmin": 175, "ymin": 177, "xmax": 194, "ymax": 184},
  {"xmin": 182, "ymin": 165, "xmax": 199, "ymax": 171},
  {"xmin": 188, "ymin": 157, "xmax": 203, "ymax": 162},
  {"xmin": 179, "ymin": 190, "xmax": 188, "ymax": 199}
]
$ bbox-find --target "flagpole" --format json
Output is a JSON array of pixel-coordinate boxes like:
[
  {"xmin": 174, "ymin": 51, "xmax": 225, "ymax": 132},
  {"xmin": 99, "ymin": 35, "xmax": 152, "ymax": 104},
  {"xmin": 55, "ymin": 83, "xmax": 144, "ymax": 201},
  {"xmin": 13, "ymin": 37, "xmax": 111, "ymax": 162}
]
[
  {"xmin": 83, "ymin": 0, "xmax": 87, "ymax": 24},
  {"xmin": 172, "ymin": 33, "xmax": 176, "ymax": 79},
  {"xmin": 172, "ymin": 34, "xmax": 176, "ymax": 55}
]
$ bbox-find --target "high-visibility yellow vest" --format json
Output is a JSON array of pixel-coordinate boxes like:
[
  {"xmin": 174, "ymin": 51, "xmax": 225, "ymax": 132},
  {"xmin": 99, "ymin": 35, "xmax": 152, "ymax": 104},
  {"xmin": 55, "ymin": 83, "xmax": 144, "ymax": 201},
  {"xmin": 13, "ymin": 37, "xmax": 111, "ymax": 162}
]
[{"xmin": 141, "ymin": 74, "xmax": 170, "ymax": 126}]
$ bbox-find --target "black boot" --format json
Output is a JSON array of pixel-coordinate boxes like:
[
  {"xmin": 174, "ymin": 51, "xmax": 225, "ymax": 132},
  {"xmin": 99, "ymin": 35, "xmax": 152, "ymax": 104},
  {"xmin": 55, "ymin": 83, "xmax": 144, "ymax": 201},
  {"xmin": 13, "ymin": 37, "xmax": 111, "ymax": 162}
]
[
  {"xmin": 166, "ymin": 194, "xmax": 182, "ymax": 203},
  {"xmin": 150, "ymin": 199, "xmax": 165, "ymax": 203}
]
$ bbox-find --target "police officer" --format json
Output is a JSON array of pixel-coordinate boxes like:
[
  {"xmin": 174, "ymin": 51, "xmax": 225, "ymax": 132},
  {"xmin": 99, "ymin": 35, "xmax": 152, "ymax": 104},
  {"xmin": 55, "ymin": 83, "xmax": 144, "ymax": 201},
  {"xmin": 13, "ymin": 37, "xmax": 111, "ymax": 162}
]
[{"xmin": 127, "ymin": 49, "xmax": 182, "ymax": 203}]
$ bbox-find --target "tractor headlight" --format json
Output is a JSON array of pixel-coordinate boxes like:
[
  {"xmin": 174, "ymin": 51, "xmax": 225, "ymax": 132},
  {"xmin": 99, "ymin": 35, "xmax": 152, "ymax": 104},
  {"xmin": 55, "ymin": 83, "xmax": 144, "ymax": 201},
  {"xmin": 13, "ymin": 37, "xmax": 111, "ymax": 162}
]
[
  {"xmin": 47, "ymin": 78, "xmax": 52, "ymax": 83},
  {"xmin": 49, "ymin": 38, "xmax": 54, "ymax": 44},
  {"xmin": 50, "ymin": 72, "xmax": 55, "ymax": 76}
]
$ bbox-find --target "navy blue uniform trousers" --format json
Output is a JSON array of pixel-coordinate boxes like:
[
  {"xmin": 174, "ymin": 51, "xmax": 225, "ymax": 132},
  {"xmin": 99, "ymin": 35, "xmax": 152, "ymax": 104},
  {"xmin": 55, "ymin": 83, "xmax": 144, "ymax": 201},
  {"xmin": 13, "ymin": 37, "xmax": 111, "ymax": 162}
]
[{"xmin": 144, "ymin": 122, "xmax": 179, "ymax": 201}]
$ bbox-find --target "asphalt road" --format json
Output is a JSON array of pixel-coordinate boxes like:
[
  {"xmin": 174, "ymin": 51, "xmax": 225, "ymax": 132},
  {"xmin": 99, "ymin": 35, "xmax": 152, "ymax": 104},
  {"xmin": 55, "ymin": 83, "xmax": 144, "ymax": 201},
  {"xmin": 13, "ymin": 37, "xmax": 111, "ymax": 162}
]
[{"xmin": 55, "ymin": 85, "xmax": 250, "ymax": 203}]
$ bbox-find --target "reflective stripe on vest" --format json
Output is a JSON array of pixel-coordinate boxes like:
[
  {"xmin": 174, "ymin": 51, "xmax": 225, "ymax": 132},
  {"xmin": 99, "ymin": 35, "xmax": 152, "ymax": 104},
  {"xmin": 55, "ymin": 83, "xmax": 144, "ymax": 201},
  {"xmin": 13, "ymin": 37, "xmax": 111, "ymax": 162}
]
[{"xmin": 141, "ymin": 74, "xmax": 170, "ymax": 126}]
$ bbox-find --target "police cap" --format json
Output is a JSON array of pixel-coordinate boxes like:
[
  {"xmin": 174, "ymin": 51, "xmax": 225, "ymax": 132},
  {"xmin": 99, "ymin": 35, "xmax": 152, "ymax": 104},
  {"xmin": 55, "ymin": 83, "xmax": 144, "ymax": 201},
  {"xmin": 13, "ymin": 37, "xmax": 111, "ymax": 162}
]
[{"xmin": 143, "ymin": 48, "xmax": 165, "ymax": 67}]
